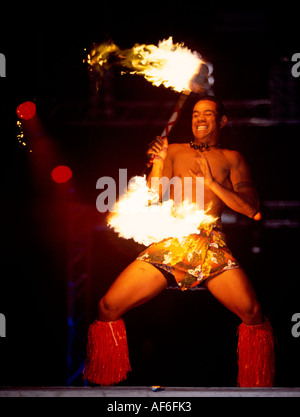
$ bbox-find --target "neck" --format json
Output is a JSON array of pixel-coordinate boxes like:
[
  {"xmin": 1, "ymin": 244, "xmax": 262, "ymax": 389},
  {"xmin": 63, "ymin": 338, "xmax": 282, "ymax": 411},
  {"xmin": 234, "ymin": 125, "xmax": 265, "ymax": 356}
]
[
  {"xmin": 190, "ymin": 140, "xmax": 220, "ymax": 152},
  {"xmin": 193, "ymin": 137, "xmax": 219, "ymax": 146}
]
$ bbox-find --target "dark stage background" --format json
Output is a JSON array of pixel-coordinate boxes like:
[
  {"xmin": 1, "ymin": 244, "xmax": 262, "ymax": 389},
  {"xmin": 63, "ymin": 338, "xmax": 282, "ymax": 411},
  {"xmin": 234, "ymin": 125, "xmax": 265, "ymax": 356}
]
[{"xmin": 0, "ymin": 3, "xmax": 300, "ymax": 387}]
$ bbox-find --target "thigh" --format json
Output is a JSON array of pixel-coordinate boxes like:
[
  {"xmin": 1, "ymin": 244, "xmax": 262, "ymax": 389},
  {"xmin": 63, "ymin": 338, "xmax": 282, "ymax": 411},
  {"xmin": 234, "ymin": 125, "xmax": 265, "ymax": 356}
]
[
  {"xmin": 204, "ymin": 267, "xmax": 262, "ymax": 323},
  {"xmin": 102, "ymin": 260, "xmax": 168, "ymax": 313}
]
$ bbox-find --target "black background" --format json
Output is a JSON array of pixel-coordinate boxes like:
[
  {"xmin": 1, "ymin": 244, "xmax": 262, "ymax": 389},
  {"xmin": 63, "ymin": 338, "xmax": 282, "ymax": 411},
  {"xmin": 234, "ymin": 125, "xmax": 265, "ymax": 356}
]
[{"xmin": 0, "ymin": 2, "xmax": 300, "ymax": 388}]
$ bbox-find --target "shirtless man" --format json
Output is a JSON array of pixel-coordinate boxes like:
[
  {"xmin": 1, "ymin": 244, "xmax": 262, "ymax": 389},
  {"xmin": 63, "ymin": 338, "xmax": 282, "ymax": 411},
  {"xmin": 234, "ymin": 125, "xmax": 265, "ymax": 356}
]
[{"xmin": 83, "ymin": 97, "xmax": 275, "ymax": 387}]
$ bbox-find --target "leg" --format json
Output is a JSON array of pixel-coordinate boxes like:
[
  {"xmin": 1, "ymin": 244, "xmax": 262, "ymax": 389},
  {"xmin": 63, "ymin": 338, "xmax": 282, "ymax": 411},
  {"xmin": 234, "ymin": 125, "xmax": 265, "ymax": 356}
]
[
  {"xmin": 84, "ymin": 260, "xmax": 167, "ymax": 385},
  {"xmin": 98, "ymin": 260, "xmax": 168, "ymax": 321},
  {"xmin": 205, "ymin": 267, "xmax": 263, "ymax": 325},
  {"xmin": 205, "ymin": 268, "xmax": 275, "ymax": 387}
]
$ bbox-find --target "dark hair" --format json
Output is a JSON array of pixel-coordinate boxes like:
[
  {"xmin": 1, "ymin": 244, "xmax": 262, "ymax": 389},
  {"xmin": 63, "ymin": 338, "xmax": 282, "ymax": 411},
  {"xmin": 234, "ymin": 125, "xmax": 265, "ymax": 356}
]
[{"xmin": 194, "ymin": 95, "xmax": 227, "ymax": 119}]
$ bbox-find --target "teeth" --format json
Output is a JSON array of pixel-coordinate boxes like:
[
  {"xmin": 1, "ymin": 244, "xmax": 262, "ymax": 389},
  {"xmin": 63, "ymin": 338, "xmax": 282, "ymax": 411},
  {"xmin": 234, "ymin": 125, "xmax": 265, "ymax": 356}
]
[{"xmin": 197, "ymin": 126, "xmax": 207, "ymax": 130}]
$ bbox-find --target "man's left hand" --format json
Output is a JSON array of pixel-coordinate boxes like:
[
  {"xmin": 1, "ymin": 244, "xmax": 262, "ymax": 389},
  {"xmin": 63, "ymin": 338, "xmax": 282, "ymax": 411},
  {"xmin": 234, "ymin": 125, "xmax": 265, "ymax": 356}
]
[{"xmin": 189, "ymin": 153, "xmax": 214, "ymax": 187}]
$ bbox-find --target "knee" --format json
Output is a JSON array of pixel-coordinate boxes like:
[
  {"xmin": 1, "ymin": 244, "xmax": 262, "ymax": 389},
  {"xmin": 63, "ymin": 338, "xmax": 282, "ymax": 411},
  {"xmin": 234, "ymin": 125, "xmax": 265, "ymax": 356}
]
[
  {"xmin": 240, "ymin": 300, "xmax": 264, "ymax": 326},
  {"xmin": 98, "ymin": 296, "xmax": 122, "ymax": 322}
]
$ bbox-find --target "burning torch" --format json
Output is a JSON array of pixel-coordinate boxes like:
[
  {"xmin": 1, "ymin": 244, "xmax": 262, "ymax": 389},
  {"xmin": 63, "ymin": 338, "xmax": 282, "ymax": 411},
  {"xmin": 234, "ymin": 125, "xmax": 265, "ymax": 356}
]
[
  {"xmin": 146, "ymin": 62, "xmax": 212, "ymax": 167},
  {"xmin": 86, "ymin": 37, "xmax": 214, "ymax": 169}
]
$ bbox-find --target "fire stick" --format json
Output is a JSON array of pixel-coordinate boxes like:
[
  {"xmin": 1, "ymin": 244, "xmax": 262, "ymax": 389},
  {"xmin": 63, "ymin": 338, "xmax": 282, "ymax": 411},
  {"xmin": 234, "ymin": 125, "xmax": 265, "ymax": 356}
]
[
  {"xmin": 146, "ymin": 92, "xmax": 190, "ymax": 167},
  {"xmin": 146, "ymin": 61, "xmax": 211, "ymax": 167},
  {"xmin": 160, "ymin": 92, "xmax": 190, "ymax": 138}
]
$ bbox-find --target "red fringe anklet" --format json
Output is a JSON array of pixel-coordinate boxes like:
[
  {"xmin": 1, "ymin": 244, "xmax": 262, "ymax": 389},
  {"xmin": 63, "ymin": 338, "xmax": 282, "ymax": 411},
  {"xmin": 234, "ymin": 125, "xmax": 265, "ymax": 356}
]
[
  {"xmin": 83, "ymin": 319, "xmax": 131, "ymax": 385},
  {"xmin": 237, "ymin": 318, "xmax": 275, "ymax": 387}
]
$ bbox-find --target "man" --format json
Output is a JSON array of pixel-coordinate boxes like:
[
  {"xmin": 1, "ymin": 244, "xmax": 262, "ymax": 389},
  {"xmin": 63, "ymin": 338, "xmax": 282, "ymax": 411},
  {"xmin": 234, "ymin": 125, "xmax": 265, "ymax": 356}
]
[{"xmin": 83, "ymin": 96, "xmax": 275, "ymax": 387}]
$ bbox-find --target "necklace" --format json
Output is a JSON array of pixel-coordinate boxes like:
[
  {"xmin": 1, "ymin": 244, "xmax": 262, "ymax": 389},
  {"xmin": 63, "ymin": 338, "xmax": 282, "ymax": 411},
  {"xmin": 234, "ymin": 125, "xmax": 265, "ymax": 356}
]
[{"xmin": 190, "ymin": 141, "xmax": 220, "ymax": 152}]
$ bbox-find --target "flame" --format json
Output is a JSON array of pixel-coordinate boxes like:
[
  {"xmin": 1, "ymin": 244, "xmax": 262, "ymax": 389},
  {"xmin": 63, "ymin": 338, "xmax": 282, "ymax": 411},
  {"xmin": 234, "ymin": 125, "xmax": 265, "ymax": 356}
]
[
  {"xmin": 86, "ymin": 42, "xmax": 121, "ymax": 69},
  {"xmin": 86, "ymin": 37, "xmax": 209, "ymax": 93},
  {"xmin": 123, "ymin": 37, "xmax": 204, "ymax": 93},
  {"xmin": 107, "ymin": 176, "xmax": 216, "ymax": 246}
]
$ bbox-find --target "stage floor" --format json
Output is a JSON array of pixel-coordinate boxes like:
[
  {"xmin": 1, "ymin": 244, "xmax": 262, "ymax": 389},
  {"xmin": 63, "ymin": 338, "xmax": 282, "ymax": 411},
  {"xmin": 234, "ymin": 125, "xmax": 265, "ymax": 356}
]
[{"xmin": 0, "ymin": 386, "xmax": 300, "ymax": 397}]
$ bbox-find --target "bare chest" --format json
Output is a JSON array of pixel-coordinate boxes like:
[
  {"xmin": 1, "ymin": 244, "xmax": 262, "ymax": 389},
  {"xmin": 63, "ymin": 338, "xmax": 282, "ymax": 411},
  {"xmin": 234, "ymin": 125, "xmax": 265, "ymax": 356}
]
[{"xmin": 172, "ymin": 146, "xmax": 231, "ymax": 186}]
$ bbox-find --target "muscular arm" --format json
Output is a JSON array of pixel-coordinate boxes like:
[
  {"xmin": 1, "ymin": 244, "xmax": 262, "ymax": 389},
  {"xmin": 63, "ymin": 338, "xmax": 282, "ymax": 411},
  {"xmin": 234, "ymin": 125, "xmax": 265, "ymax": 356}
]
[
  {"xmin": 209, "ymin": 179, "xmax": 260, "ymax": 219},
  {"xmin": 199, "ymin": 151, "xmax": 261, "ymax": 220}
]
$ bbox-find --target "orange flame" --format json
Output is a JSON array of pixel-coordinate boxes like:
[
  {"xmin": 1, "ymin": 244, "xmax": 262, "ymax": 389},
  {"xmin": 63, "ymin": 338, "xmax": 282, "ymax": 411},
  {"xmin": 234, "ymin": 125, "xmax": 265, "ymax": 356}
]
[
  {"xmin": 107, "ymin": 176, "xmax": 216, "ymax": 246},
  {"xmin": 86, "ymin": 37, "xmax": 211, "ymax": 93},
  {"xmin": 124, "ymin": 37, "xmax": 204, "ymax": 93}
]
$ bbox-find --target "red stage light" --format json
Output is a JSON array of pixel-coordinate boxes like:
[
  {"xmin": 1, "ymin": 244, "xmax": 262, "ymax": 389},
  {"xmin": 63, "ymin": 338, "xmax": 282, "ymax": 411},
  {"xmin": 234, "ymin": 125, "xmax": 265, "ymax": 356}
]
[
  {"xmin": 16, "ymin": 101, "xmax": 36, "ymax": 120},
  {"xmin": 51, "ymin": 165, "xmax": 73, "ymax": 184}
]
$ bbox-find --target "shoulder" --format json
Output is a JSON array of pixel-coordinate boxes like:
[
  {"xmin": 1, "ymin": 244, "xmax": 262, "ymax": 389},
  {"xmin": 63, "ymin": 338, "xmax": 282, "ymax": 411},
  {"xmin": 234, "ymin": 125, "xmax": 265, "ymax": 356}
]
[
  {"xmin": 221, "ymin": 148, "xmax": 247, "ymax": 168},
  {"xmin": 168, "ymin": 143, "xmax": 188, "ymax": 150},
  {"xmin": 167, "ymin": 143, "xmax": 189, "ymax": 157}
]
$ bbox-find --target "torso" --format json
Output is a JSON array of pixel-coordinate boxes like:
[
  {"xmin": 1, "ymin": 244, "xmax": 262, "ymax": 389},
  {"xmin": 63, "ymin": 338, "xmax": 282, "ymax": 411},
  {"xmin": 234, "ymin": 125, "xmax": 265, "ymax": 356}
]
[{"xmin": 164, "ymin": 143, "xmax": 235, "ymax": 218}]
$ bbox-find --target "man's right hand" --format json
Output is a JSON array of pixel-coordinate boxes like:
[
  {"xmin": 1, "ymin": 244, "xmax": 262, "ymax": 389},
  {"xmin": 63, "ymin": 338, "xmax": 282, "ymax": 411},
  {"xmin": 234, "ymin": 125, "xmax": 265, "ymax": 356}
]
[{"xmin": 146, "ymin": 136, "xmax": 168, "ymax": 164}]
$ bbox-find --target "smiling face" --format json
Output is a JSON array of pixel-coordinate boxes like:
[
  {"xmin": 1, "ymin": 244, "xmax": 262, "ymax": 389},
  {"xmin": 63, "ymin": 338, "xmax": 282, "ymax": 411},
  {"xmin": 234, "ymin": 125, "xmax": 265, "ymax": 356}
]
[{"xmin": 191, "ymin": 99, "xmax": 226, "ymax": 145}]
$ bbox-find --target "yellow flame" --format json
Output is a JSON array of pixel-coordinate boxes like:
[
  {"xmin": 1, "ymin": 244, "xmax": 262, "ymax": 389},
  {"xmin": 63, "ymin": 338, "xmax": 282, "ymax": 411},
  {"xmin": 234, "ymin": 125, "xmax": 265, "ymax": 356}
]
[
  {"xmin": 125, "ymin": 37, "xmax": 204, "ymax": 93},
  {"xmin": 107, "ymin": 176, "xmax": 216, "ymax": 246},
  {"xmin": 86, "ymin": 42, "xmax": 120, "ymax": 68},
  {"xmin": 86, "ymin": 37, "xmax": 205, "ymax": 93}
]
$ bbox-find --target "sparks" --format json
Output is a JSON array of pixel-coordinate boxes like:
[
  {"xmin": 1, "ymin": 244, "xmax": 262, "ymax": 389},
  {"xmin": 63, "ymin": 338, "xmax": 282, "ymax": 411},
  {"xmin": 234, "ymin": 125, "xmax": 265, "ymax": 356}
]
[{"xmin": 16, "ymin": 120, "xmax": 32, "ymax": 152}]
